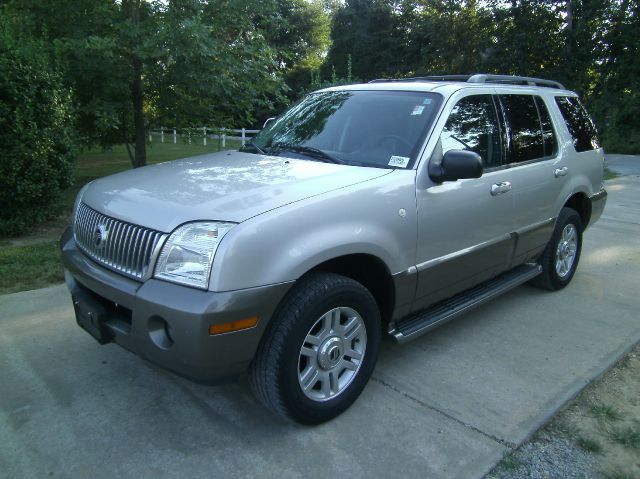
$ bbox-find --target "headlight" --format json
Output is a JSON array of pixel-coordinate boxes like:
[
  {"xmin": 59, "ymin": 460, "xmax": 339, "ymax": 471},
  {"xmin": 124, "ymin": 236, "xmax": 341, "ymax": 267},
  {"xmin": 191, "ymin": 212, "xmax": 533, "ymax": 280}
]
[{"xmin": 154, "ymin": 222, "xmax": 235, "ymax": 289}]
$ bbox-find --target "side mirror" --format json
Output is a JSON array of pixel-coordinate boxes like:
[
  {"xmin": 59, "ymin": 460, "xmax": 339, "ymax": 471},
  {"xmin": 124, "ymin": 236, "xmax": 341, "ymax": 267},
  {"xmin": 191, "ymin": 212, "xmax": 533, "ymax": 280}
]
[
  {"xmin": 429, "ymin": 149, "xmax": 483, "ymax": 183},
  {"xmin": 263, "ymin": 117, "xmax": 276, "ymax": 128}
]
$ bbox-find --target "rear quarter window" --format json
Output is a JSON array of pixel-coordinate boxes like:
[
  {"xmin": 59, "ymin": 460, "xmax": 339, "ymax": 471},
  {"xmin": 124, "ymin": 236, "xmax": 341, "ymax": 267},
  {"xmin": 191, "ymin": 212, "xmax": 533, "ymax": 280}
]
[
  {"xmin": 555, "ymin": 96, "xmax": 601, "ymax": 152},
  {"xmin": 534, "ymin": 97, "xmax": 557, "ymax": 157}
]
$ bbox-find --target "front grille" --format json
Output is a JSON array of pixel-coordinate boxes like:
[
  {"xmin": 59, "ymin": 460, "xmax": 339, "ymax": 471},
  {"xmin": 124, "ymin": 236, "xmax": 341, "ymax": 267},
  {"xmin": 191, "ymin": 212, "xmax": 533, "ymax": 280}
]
[{"xmin": 74, "ymin": 202, "xmax": 167, "ymax": 280}]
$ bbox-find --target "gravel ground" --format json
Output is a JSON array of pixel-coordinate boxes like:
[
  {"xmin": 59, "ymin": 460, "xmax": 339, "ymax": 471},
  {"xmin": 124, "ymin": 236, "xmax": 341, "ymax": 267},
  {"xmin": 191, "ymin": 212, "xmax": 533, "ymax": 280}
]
[
  {"xmin": 487, "ymin": 344, "xmax": 640, "ymax": 479},
  {"xmin": 486, "ymin": 431, "xmax": 600, "ymax": 479}
]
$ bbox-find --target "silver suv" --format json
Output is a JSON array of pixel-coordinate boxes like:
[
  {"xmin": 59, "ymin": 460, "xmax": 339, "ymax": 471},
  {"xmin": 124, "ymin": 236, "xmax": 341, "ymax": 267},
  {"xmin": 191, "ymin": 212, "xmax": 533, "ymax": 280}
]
[{"xmin": 61, "ymin": 74, "xmax": 607, "ymax": 424}]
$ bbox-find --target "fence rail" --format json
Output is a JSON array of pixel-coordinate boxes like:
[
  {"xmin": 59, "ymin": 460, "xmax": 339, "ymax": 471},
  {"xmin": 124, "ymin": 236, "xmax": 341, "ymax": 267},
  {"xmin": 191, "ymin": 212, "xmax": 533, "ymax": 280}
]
[{"xmin": 149, "ymin": 126, "xmax": 261, "ymax": 148}]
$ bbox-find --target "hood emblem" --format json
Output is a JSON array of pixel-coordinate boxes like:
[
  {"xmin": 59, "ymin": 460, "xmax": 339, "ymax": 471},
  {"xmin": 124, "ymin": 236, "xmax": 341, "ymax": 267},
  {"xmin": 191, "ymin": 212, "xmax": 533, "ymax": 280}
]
[{"xmin": 94, "ymin": 224, "xmax": 108, "ymax": 249}]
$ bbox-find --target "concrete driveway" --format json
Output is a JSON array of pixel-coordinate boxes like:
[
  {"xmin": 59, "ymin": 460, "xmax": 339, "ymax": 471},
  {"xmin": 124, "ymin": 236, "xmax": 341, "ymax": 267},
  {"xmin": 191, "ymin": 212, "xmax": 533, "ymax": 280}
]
[
  {"xmin": 606, "ymin": 154, "xmax": 640, "ymax": 177},
  {"xmin": 2, "ymin": 171, "xmax": 639, "ymax": 479}
]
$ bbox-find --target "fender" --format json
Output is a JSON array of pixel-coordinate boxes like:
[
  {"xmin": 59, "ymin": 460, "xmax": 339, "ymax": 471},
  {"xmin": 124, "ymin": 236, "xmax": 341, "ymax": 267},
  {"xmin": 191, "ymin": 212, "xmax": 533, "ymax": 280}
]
[
  {"xmin": 209, "ymin": 169, "xmax": 418, "ymax": 292},
  {"xmin": 554, "ymin": 148, "xmax": 604, "ymax": 222}
]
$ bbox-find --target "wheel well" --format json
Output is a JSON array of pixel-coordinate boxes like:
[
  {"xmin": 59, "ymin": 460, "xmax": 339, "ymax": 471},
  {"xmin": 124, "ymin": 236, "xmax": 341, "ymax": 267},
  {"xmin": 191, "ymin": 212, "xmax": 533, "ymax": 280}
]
[
  {"xmin": 564, "ymin": 193, "xmax": 591, "ymax": 229},
  {"xmin": 304, "ymin": 254, "xmax": 395, "ymax": 323}
]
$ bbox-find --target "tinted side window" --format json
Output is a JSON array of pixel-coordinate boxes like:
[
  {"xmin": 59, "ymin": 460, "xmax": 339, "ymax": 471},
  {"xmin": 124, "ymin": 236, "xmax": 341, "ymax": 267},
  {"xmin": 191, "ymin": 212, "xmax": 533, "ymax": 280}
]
[
  {"xmin": 555, "ymin": 96, "xmax": 601, "ymax": 152},
  {"xmin": 441, "ymin": 95, "xmax": 502, "ymax": 168},
  {"xmin": 500, "ymin": 95, "xmax": 544, "ymax": 163},
  {"xmin": 535, "ymin": 97, "xmax": 557, "ymax": 157}
]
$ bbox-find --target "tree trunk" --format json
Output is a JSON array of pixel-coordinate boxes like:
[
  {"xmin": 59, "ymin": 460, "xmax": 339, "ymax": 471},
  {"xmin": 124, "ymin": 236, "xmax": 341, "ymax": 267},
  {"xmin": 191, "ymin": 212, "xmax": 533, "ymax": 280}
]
[
  {"xmin": 123, "ymin": 0, "xmax": 146, "ymax": 168},
  {"xmin": 131, "ymin": 55, "xmax": 146, "ymax": 168},
  {"xmin": 565, "ymin": 0, "xmax": 573, "ymax": 56}
]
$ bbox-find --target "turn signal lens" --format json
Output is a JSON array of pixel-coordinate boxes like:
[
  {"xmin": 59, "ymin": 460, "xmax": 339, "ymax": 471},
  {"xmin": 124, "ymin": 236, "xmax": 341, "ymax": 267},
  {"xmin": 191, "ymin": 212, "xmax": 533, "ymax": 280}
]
[{"xmin": 209, "ymin": 316, "xmax": 259, "ymax": 335}]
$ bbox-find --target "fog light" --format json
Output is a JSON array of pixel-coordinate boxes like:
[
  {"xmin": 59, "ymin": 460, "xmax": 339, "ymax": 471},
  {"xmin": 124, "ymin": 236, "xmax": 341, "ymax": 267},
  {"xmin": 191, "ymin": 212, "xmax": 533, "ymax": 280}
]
[{"xmin": 209, "ymin": 316, "xmax": 259, "ymax": 336}]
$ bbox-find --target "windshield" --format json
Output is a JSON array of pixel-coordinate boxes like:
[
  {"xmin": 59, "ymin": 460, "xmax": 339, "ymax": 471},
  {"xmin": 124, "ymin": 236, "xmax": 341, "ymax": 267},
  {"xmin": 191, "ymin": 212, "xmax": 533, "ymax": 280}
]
[{"xmin": 249, "ymin": 90, "xmax": 442, "ymax": 169}]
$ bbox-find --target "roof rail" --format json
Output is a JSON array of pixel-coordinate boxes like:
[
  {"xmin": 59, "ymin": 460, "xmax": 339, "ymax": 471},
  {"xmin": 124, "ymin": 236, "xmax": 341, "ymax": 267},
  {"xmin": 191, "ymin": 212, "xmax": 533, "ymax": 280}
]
[{"xmin": 368, "ymin": 74, "xmax": 565, "ymax": 90}]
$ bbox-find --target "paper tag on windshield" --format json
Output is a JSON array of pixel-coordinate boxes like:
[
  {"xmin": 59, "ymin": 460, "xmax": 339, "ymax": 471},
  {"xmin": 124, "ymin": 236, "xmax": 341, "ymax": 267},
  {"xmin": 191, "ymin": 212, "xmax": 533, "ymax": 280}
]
[
  {"xmin": 389, "ymin": 156, "xmax": 410, "ymax": 168},
  {"xmin": 411, "ymin": 105, "xmax": 425, "ymax": 115}
]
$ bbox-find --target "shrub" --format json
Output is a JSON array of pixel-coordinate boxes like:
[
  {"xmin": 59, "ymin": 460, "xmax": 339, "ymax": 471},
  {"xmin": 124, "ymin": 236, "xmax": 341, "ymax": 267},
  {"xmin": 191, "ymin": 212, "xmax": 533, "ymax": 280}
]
[{"xmin": 0, "ymin": 16, "xmax": 76, "ymax": 236}]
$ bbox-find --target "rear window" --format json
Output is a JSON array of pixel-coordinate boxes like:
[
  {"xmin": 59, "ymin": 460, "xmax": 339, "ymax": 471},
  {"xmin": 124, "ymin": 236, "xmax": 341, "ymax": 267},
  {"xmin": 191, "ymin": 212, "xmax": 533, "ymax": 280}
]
[
  {"xmin": 555, "ymin": 96, "xmax": 601, "ymax": 152},
  {"xmin": 499, "ymin": 95, "xmax": 544, "ymax": 163}
]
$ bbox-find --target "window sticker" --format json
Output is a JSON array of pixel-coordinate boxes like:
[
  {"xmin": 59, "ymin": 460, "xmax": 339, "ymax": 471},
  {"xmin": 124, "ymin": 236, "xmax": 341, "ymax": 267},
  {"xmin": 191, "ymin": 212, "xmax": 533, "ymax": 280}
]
[
  {"xmin": 388, "ymin": 156, "xmax": 410, "ymax": 168},
  {"xmin": 411, "ymin": 105, "xmax": 425, "ymax": 116},
  {"xmin": 422, "ymin": 98, "xmax": 432, "ymax": 105}
]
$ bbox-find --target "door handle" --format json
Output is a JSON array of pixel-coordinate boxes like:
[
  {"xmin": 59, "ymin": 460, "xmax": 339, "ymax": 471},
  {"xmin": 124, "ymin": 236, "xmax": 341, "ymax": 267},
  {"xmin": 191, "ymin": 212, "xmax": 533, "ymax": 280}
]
[
  {"xmin": 490, "ymin": 181, "xmax": 512, "ymax": 196},
  {"xmin": 554, "ymin": 167, "xmax": 568, "ymax": 178}
]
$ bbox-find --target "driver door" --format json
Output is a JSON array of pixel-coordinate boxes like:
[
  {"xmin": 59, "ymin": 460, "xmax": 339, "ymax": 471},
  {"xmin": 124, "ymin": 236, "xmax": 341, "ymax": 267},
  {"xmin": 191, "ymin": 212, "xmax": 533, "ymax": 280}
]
[{"xmin": 413, "ymin": 93, "xmax": 516, "ymax": 311}]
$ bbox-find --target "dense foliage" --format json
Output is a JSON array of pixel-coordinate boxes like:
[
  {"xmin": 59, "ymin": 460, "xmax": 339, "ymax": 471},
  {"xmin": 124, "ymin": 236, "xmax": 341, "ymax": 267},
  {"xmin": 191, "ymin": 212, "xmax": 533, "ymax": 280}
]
[
  {"xmin": 323, "ymin": 0, "xmax": 640, "ymax": 154},
  {"xmin": 0, "ymin": 14, "xmax": 76, "ymax": 235},
  {"xmin": 2, "ymin": 0, "xmax": 330, "ymax": 169},
  {"xmin": 0, "ymin": 0, "xmax": 637, "ymax": 236}
]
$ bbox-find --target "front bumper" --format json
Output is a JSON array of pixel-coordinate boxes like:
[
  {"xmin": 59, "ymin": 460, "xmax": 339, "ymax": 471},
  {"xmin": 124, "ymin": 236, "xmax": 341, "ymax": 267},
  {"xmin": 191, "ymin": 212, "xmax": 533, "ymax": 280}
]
[
  {"xmin": 588, "ymin": 187, "xmax": 608, "ymax": 228},
  {"xmin": 60, "ymin": 227, "xmax": 293, "ymax": 383}
]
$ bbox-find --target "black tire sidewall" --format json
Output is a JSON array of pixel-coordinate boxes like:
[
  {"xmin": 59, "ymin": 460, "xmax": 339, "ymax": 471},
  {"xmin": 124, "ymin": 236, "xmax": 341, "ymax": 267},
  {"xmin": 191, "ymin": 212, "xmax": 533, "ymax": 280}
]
[{"xmin": 278, "ymin": 279, "xmax": 381, "ymax": 424}]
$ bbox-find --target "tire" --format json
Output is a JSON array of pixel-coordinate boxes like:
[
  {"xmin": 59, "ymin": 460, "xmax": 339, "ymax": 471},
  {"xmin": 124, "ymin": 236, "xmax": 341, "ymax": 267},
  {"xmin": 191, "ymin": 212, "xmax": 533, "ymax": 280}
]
[
  {"xmin": 531, "ymin": 207, "xmax": 583, "ymax": 291},
  {"xmin": 249, "ymin": 272, "xmax": 381, "ymax": 424}
]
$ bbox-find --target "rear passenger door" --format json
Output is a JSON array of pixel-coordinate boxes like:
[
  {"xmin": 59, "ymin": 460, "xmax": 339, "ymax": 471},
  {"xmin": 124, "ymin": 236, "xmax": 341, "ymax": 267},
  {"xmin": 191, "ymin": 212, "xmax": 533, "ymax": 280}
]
[{"xmin": 497, "ymin": 94, "xmax": 564, "ymax": 265}]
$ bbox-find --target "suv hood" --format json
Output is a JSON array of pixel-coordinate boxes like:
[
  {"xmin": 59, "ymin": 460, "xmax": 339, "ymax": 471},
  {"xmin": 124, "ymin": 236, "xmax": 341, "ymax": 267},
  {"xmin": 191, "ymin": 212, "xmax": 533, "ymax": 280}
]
[{"xmin": 81, "ymin": 150, "xmax": 391, "ymax": 232}]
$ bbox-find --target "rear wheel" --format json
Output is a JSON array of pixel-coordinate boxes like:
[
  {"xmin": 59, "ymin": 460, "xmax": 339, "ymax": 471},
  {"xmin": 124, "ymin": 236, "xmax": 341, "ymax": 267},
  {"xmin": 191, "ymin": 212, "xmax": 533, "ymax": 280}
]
[
  {"xmin": 249, "ymin": 272, "xmax": 381, "ymax": 424},
  {"xmin": 531, "ymin": 207, "xmax": 583, "ymax": 291}
]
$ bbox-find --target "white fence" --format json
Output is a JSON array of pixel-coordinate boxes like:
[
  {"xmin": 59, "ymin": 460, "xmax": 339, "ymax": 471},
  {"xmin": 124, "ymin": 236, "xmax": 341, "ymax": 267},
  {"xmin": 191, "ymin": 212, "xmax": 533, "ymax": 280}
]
[{"xmin": 149, "ymin": 127, "xmax": 261, "ymax": 148}]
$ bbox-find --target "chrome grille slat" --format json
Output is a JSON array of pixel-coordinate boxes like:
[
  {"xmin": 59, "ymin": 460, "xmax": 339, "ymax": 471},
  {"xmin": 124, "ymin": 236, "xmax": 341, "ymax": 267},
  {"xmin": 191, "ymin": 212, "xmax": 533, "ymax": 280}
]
[
  {"xmin": 116, "ymin": 223, "xmax": 127, "ymax": 269},
  {"xmin": 136, "ymin": 229, "xmax": 148, "ymax": 274},
  {"xmin": 114, "ymin": 221, "xmax": 124, "ymax": 267},
  {"xmin": 107, "ymin": 218, "xmax": 116, "ymax": 265},
  {"xmin": 119, "ymin": 224, "xmax": 128, "ymax": 270},
  {"xmin": 128, "ymin": 226, "xmax": 139, "ymax": 272},
  {"xmin": 73, "ymin": 202, "xmax": 166, "ymax": 281},
  {"xmin": 141, "ymin": 231, "xmax": 154, "ymax": 276},
  {"xmin": 128, "ymin": 227, "xmax": 138, "ymax": 272}
]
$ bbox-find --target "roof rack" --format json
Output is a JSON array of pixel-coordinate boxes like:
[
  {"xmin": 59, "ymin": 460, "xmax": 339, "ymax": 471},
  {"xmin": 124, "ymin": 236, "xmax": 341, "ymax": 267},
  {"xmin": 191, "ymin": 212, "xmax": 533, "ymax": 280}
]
[{"xmin": 368, "ymin": 74, "xmax": 565, "ymax": 90}]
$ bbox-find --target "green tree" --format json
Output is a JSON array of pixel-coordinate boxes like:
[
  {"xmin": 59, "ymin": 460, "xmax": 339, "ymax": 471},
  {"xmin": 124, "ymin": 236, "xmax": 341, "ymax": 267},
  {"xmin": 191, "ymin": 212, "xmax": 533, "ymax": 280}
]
[
  {"xmin": 323, "ymin": 0, "xmax": 405, "ymax": 80},
  {"xmin": 403, "ymin": 0, "xmax": 496, "ymax": 75},
  {"xmin": 0, "ymin": 10, "xmax": 76, "ymax": 235},
  {"xmin": 152, "ymin": 0, "xmax": 287, "ymax": 129},
  {"xmin": 5, "ymin": 0, "xmax": 291, "ymax": 167},
  {"xmin": 587, "ymin": 0, "xmax": 640, "ymax": 152},
  {"xmin": 260, "ymin": 0, "xmax": 332, "ymax": 97}
]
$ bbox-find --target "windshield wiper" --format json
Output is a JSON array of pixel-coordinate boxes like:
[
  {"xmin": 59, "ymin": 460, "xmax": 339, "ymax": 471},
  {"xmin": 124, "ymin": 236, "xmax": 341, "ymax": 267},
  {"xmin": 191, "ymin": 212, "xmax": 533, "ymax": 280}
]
[
  {"xmin": 240, "ymin": 142, "xmax": 266, "ymax": 154},
  {"xmin": 270, "ymin": 143, "xmax": 345, "ymax": 164}
]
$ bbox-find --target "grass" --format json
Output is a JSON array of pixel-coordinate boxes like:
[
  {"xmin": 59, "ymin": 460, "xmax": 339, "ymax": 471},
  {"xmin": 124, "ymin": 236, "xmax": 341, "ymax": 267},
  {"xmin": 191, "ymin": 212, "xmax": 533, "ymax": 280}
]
[
  {"xmin": 590, "ymin": 404, "xmax": 623, "ymax": 422},
  {"xmin": 0, "ymin": 241, "xmax": 63, "ymax": 294},
  {"xmin": 496, "ymin": 451, "xmax": 521, "ymax": 472},
  {"xmin": 1, "ymin": 139, "xmax": 241, "ymax": 295},
  {"xmin": 577, "ymin": 436, "xmax": 603, "ymax": 453},
  {"xmin": 604, "ymin": 469, "xmax": 637, "ymax": 479},
  {"xmin": 604, "ymin": 167, "xmax": 619, "ymax": 180},
  {"xmin": 608, "ymin": 427, "xmax": 640, "ymax": 449}
]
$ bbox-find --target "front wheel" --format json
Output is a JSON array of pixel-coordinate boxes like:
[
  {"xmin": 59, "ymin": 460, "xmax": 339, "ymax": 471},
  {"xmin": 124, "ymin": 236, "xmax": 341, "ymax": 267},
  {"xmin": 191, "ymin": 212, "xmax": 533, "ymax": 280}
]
[
  {"xmin": 249, "ymin": 272, "xmax": 381, "ymax": 424},
  {"xmin": 531, "ymin": 207, "xmax": 583, "ymax": 291}
]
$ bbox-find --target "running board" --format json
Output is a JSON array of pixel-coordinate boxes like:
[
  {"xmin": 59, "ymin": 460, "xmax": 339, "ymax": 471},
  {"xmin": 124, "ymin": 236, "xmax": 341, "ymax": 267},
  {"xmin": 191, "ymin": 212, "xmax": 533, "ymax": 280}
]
[{"xmin": 391, "ymin": 263, "xmax": 542, "ymax": 343}]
